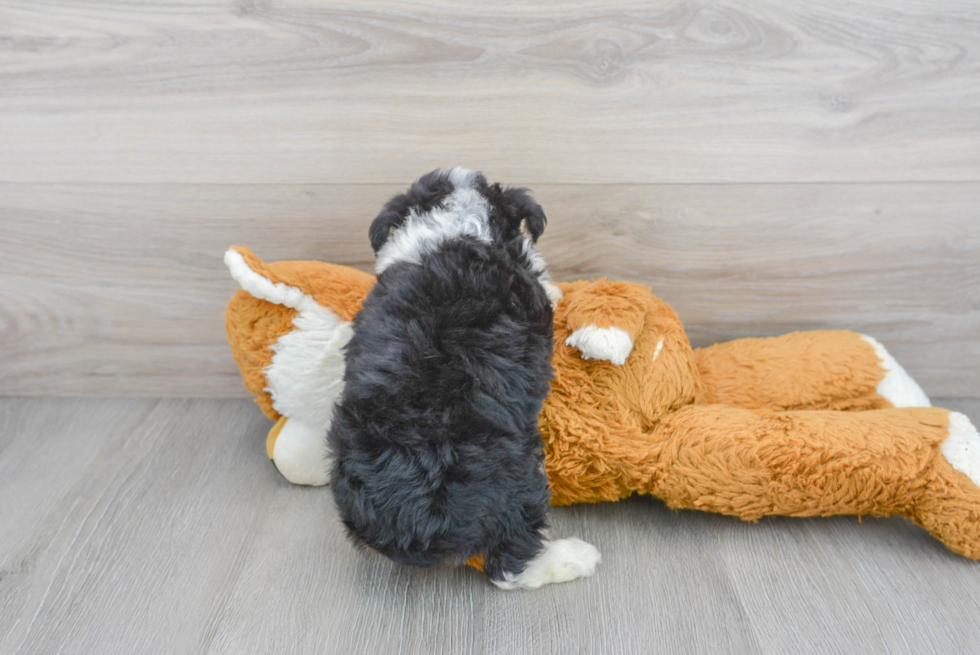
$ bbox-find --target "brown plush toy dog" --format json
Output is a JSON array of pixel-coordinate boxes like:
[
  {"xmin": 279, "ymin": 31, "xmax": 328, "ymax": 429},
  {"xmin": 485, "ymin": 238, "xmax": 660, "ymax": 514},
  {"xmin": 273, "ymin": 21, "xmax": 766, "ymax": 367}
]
[{"xmin": 225, "ymin": 246, "xmax": 980, "ymax": 560}]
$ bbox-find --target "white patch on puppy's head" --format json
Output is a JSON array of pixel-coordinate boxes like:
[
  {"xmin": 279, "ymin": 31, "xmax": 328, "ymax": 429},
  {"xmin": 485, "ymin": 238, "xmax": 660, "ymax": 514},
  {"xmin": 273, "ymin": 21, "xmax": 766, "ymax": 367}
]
[
  {"xmin": 369, "ymin": 168, "xmax": 561, "ymax": 304},
  {"xmin": 372, "ymin": 168, "xmax": 492, "ymax": 275},
  {"xmin": 446, "ymin": 166, "xmax": 480, "ymax": 189}
]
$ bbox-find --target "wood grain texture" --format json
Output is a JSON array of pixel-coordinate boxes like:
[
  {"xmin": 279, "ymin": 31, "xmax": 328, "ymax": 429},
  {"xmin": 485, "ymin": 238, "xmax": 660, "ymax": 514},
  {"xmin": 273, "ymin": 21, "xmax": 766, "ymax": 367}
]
[
  {"xmin": 2, "ymin": 182, "xmax": 977, "ymax": 397},
  {"xmin": 4, "ymin": 3, "xmax": 979, "ymax": 649},
  {"xmin": 1, "ymin": 397, "xmax": 979, "ymax": 654},
  {"xmin": 1, "ymin": 1, "xmax": 979, "ymax": 184}
]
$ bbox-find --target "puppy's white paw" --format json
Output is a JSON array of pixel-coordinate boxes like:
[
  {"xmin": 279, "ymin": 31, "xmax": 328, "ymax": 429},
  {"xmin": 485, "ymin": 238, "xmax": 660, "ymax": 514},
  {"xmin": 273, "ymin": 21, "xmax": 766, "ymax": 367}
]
[
  {"xmin": 859, "ymin": 335, "xmax": 931, "ymax": 407},
  {"xmin": 492, "ymin": 538, "xmax": 601, "ymax": 590},
  {"xmin": 566, "ymin": 325, "xmax": 633, "ymax": 365}
]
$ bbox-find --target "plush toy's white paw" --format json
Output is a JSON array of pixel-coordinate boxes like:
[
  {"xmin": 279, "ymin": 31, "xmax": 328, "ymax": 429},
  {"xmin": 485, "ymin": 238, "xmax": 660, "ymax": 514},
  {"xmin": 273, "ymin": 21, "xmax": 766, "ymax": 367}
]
[
  {"xmin": 859, "ymin": 335, "xmax": 931, "ymax": 407},
  {"xmin": 492, "ymin": 538, "xmax": 601, "ymax": 590},
  {"xmin": 941, "ymin": 412, "xmax": 980, "ymax": 488},
  {"xmin": 566, "ymin": 325, "xmax": 633, "ymax": 365},
  {"xmin": 272, "ymin": 418, "xmax": 331, "ymax": 486}
]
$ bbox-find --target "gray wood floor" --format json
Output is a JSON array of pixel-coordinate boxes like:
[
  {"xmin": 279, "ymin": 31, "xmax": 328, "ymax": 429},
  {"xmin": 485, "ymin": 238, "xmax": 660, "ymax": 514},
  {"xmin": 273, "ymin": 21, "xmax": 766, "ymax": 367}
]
[{"xmin": 3, "ymin": 397, "xmax": 980, "ymax": 655}]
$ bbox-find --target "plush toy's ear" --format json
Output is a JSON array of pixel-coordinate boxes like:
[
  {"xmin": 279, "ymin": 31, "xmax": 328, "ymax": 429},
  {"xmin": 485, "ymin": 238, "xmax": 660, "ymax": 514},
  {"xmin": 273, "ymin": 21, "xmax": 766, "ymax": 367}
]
[{"xmin": 494, "ymin": 187, "xmax": 547, "ymax": 243}]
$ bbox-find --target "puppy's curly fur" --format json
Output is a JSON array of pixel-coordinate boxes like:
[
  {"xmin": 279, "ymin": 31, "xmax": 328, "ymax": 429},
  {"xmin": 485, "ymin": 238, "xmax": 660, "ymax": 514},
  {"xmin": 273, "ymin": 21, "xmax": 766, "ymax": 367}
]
[{"xmin": 329, "ymin": 169, "xmax": 599, "ymax": 588}]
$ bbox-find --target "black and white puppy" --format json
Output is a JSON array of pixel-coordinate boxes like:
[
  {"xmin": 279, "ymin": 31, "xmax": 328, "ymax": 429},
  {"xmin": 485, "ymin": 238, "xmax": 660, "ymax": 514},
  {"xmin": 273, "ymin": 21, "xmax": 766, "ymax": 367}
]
[{"xmin": 328, "ymin": 168, "xmax": 600, "ymax": 590}]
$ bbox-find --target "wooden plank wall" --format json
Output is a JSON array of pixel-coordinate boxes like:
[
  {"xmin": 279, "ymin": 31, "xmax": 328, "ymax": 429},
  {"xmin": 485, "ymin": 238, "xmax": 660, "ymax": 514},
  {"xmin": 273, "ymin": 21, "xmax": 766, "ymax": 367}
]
[{"xmin": 1, "ymin": 1, "xmax": 978, "ymax": 397}]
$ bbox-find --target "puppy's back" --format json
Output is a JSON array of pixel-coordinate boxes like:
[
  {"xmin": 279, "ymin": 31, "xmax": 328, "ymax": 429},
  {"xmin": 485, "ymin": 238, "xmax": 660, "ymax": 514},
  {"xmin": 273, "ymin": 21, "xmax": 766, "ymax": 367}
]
[{"xmin": 329, "ymin": 238, "xmax": 553, "ymax": 567}]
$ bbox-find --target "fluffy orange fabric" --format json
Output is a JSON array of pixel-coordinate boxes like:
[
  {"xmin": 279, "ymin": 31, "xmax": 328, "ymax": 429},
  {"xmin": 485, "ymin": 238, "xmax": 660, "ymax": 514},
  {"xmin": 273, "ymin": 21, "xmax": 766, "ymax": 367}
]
[
  {"xmin": 648, "ymin": 405, "xmax": 980, "ymax": 559},
  {"xmin": 225, "ymin": 248, "xmax": 980, "ymax": 559},
  {"xmin": 225, "ymin": 291, "xmax": 298, "ymax": 420},
  {"xmin": 696, "ymin": 331, "xmax": 891, "ymax": 411},
  {"xmin": 561, "ymin": 279, "xmax": 650, "ymax": 341},
  {"xmin": 543, "ymin": 280, "xmax": 705, "ymax": 505},
  {"xmin": 225, "ymin": 246, "xmax": 374, "ymax": 419}
]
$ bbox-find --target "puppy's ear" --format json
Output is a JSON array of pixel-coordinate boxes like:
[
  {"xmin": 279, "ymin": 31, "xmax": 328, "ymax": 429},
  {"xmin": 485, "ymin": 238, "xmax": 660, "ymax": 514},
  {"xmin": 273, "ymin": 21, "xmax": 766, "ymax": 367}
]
[
  {"xmin": 369, "ymin": 203, "xmax": 406, "ymax": 253},
  {"xmin": 370, "ymin": 170, "xmax": 457, "ymax": 252},
  {"xmin": 503, "ymin": 188, "xmax": 547, "ymax": 242}
]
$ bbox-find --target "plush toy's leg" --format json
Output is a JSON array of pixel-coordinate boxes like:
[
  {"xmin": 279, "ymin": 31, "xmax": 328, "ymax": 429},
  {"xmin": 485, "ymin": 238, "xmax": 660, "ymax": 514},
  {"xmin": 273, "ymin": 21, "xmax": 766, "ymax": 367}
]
[
  {"xmin": 647, "ymin": 405, "xmax": 980, "ymax": 558},
  {"xmin": 556, "ymin": 279, "xmax": 653, "ymax": 365},
  {"xmin": 857, "ymin": 334, "xmax": 931, "ymax": 408},
  {"xmin": 694, "ymin": 330, "xmax": 930, "ymax": 411},
  {"xmin": 266, "ymin": 416, "xmax": 288, "ymax": 458},
  {"xmin": 265, "ymin": 417, "xmax": 331, "ymax": 486},
  {"xmin": 915, "ymin": 412, "xmax": 980, "ymax": 558}
]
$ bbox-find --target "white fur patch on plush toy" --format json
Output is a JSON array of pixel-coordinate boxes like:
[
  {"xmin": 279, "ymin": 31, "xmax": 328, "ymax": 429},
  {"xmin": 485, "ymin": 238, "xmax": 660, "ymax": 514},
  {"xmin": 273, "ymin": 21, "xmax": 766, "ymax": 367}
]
[
  {"xmin": 859, "ymin": 335, "xmax": 931, "ymax": 408},
  {"xmin": 492, "ymin": 538, "xmax": 601, "ymax": 590},
  {"xmin": 272, "ymin": 418, "xmax": 331, "ymax": 486},
  {"xmin": 266, "ymin": 307, "xmax": 352, "ymax": 429},
  {"xmin": 566, "ymin": 325, "xmax": 634, "ymax": 365},
  {"xmin": 942, "ymin": 412, "xmax": 980, "ymax": 488},
  {"xmin": 225, "ymin": 248, "xmax": 352, "ymax": 431}
]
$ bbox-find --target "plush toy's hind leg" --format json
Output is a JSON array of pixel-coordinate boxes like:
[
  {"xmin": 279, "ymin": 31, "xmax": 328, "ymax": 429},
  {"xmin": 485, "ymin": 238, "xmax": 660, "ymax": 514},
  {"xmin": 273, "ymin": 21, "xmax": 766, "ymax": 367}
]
[
  {"xmin": 915, "ymin": 412, "xmax": 980, "ymax": 558},
  {"xmin": 648, "ymin": 404, "xmax": 980, "ymax": 559},
  {"xmin": 857, "ymin": 335, "xmax": 931, "ymax": 408},
  {"xmin": 694, "ymin": 330, "xmax": 930, "ymax": 411},
  {"xmin": 266, "ymin": 417, "xmax": 331, "ymax": 486}
]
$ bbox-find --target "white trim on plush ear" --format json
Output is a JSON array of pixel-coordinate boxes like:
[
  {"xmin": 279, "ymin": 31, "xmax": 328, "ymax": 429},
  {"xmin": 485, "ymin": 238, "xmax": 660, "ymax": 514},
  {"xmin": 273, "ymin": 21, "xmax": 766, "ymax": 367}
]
[{"xmin": 224, "ymin": 248, "xmax": 317, "ymax": 313}]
